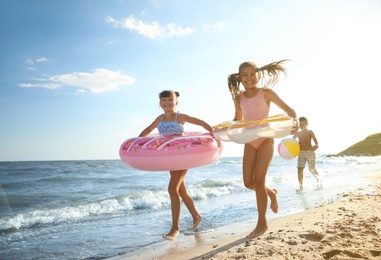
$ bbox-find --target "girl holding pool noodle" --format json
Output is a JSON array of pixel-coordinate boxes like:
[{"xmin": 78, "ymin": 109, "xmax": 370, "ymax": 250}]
[{"xmin": 228, "ymin": 60, "xmax": 298, "ymax": 238}]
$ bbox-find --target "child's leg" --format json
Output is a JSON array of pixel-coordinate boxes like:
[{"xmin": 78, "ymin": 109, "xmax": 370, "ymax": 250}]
[
  {"xmin": 296, "ymin": 152, "xmax": 307, "ymax": 192},
  {"xmin": 296, "ymin": 167, "xmax": 304, "ymax": 192},
  {"xmin": 307, "ymin": 152, "xmax": 318, "ymax": 176},
  {"xmin": 266, "ymin": 187, "xmax": 278, "ymax": 213},
  {"xmin": 242, "ymin": 143, "xmax": 278, "ymax": 213},
  {"xmin": 164, "ymin": 170, "xmax": 187, "ymax": 240},
  {"xmin": 244, "ymin": 138, "xmax": 274, "ymax": 238},
  {"xmin": 306, "ymin": 152, "xmax": 322, "ymax": 188},
  {"xmin": 178, "ymin": 180, "xmax": 202, "ymax": 230}
]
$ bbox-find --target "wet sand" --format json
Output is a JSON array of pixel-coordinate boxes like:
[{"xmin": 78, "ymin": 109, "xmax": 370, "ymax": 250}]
[{"xmin": 109, "ymin": 170, "xmax": 381, "ymax": 260}]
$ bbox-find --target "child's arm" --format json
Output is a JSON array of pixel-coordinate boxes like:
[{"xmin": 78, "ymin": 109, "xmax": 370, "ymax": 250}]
[
  {"xmin": 265, "ymin": 89, "xmax": 297, "ymax": 119},
  {"xmin": 138, "ymin": 116, "xmax": 160, "ymax": 137},
  {"xmin": 179, "ymin": 114, "xmax": 213, "ymax": 133},
  {"xmin": 265, "ymin": 89, "xmax": 298, "ymax": 134},
  {"xmin": 311, "ymin": 130, "xmax": 319, "ymax": 150}
]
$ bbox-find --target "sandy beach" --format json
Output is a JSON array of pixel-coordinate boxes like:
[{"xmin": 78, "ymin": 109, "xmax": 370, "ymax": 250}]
[{"xmin": 109, "ymin": 169, "xmax": 381, "ymax": 260}]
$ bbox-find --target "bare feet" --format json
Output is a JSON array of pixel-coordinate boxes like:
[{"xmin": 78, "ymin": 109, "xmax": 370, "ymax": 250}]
[
  {"xmin": 270, "ymin": 189, "xmax": 278, "ymax": 214},
  {"xmin": 192, "ymin": 215, "xmax": 203, "ymax": 230},
  {"xmin": 296, "ymin": 187, "xmax": 303, "ymax": 192},
  {"xmin": 246, "ymin": 222, "xmax": 269, "ymax": 238},
  {"xmin": 163, "ymin": 229, "xmax": 179, "ymax": 240}
]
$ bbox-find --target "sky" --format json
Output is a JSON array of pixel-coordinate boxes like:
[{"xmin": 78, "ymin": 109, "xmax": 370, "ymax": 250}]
[{"xmin": 0, "ymin": 0, "xmax": 380, "ymax": 161}]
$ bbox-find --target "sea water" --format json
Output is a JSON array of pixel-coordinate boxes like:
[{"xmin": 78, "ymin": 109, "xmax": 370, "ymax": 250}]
[{"xmin": 1, "ymin": 155, "xmax": 380, "ymax": 260}]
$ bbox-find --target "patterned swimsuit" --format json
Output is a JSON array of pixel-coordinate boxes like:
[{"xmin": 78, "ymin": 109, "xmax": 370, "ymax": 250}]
[{"xmin": 157, "ymin": 112, "xmax": 184, "ymax": 135}]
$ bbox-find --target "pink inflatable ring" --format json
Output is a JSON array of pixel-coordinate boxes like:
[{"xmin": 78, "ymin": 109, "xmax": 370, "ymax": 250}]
[{"xmin": 119, "ymin": 132, "xmax": 223, "ymax": 171}]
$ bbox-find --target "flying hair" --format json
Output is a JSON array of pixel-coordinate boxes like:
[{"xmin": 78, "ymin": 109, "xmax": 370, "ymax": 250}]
[{"xmin": 228, "ymin": 59, "xmax": 289, "ymax": 100}]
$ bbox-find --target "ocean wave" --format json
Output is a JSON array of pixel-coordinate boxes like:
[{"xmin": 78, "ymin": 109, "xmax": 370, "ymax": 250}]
[
  {"xmin": 0, "ymin": 198, "xmax": 130, "ymax": 232},
  {"xmin": 0, "ymin": 177, "xmax": 246, "ymax": 232},
  {"xmin": 188, "ymin": 178, "xmax": 246, "ymax": 200}
]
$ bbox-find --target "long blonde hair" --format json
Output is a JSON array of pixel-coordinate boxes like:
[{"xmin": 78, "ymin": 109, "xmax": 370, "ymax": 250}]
[{"xmin": 228, "ymin": 59, "xmax": 289, "ymax": 99}]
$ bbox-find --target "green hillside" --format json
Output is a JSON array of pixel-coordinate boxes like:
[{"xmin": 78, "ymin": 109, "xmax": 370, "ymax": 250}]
[{"xmin": 337, "ymin": 133, "xmax": 381, "ymax": 156}]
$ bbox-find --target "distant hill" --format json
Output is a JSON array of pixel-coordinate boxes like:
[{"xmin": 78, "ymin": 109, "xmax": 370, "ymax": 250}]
[{"xmin": 336, "ymin": 133, "xmax": 381, "ymax": 156}]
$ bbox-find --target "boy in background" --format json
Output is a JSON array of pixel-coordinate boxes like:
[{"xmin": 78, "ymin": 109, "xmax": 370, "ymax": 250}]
[{"xmin": 293, "ymin": 117, "xmax": 322, "ymax": 192}]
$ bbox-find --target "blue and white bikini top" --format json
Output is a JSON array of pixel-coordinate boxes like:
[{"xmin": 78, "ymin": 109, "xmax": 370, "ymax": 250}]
[{"xmin": 157, "ymin": 112, "xmax": 184, "ymax": 135}]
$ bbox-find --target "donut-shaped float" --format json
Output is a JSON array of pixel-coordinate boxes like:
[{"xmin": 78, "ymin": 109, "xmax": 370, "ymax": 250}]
[
  {"xmin": 119, "ymin": 132, "xmax": 223, "ymax": 171},
  {"xmin": 213, "ymin": 114, "xmax": 296, "ymax": 144}
]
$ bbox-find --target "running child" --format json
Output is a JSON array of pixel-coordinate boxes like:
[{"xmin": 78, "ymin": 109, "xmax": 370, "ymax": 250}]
[
  {"xmin": 228, "ymin": 59, "xmax": 298, "ymax": 238},
  {"xmin": 139, "ymin": 90, "xmax": 214, "ymax": 240},
  {"xmin": 293, "ymin": 116, "xmax": 322, "ymax": 192}
]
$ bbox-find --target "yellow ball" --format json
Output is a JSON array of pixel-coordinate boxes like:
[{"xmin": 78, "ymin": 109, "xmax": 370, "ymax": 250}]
[{"xmin": 277, "ymin": 138, "xmax": 300, "ymax": 159}]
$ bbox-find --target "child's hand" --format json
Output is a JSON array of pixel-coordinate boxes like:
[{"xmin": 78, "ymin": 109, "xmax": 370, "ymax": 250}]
[
  {"xmin": 290, "ymin": 119, "xmax": 299, "ymax": 134},
  {"xmin": 210, "ymin": 131, "xmax": 222, "ymax": 147}
]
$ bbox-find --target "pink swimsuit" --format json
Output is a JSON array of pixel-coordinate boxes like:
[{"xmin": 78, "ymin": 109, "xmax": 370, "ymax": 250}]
[{"xmin": 239, "ymin": 89, "xmax": 270, "ymax": 149}]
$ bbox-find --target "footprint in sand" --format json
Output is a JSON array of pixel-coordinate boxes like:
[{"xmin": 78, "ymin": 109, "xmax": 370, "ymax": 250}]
[
  {"xmin": 323, "ymin": 249, "xmax": 380, "ymax": 259},
  {"xmin": 299, "ymin": 232, "xmax": 324, "ymax": 242}
]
